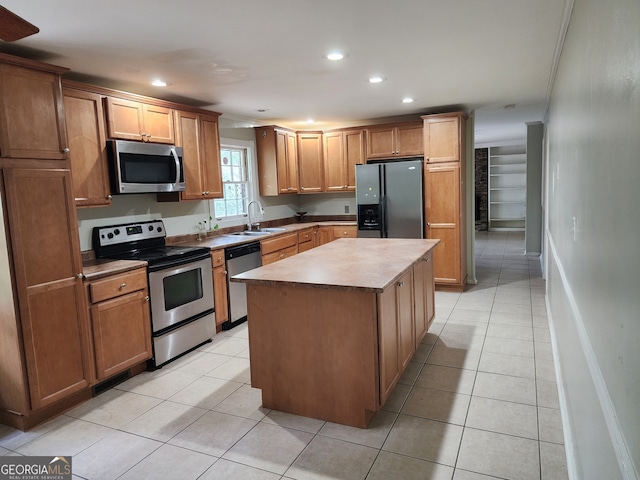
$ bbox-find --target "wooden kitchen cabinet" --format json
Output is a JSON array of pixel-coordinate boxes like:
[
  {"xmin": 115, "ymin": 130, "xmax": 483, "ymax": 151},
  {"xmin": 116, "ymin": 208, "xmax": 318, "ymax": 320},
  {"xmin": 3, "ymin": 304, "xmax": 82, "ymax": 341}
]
[
  {"xmin": 422, "ymin": 111, "xmax": 467, "ymax": 291},
  {"xmin": 323, "ymin": 129, "xmax": 365, "ymax": 191},
  {"xmin": 169, "ymin": 110, "xmax": 222, "ymax": 200},
  {"xmin": 255, "ymin": 126, "xmax": 298, "ymax": 195},
  {"xmin": 318, "ymin": 226, "xmax": 334, "ymax": 245},
  {"xmin": 413, "ymin": 252, "xmax": 435, "ymax": 347},
  {"xmin": 0, "ymin": 168, "xmax": 92, "ymax": 425},
  {"xmin": 62, "ymin": 86, "xmax": 112, "ymax": 207},
  {"xmin": 332, "ymin": 225, "xmax": 357, "ymax": 239},
  {"xmin": 87, "ymin": 268, "xmax": 152, "ymax": 381},
  {"xmin": 423, "ymin": 112, "xmax": 465, "ymax": 163},
  {"xmin": 105, "ymin": 96, "xmax": 175, "ymax": 144},
  {"xmin": 260, "ymin": 232, "xmax": 298, "ymax": 265},
  {"xmin": 211, "ymin": 249, "xmax": 228, "ymax": 326},
  {"xmin": 297, "ymin": 227, "xmax": 317, "ymax": 253},
  {"xmin": 365, "ymin": 122, "xmax": 423, "ymax": 160},
  {"xmin": 0, "ymin": 54, "xmax": 69, "ymax": 160},
  {"xmin": 297, "ymin": 132, "xmax": 324, "ymax": 193}
]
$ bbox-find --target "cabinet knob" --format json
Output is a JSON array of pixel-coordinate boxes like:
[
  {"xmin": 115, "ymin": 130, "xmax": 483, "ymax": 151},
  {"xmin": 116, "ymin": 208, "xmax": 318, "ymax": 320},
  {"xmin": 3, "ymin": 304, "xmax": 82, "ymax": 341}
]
[
  {"xmin": 398, "ymin": 281, "xmax": 405, "ymax": 287},
  {"xmin": 62, "ymin": 147, "xmax": 70, "ymax": 153},
  {"xmin": 223, "ymin": 270, "xmax": 227, "ymax": 275},
  {"xmin": 425, "ymin": 257, "xmax": 430, "ymax": 263},
  {"xmin": 145, "ymin": 296, "xmax": 150, "ymax": 301},
  {"xmin": 106, "ymin": 194, "xmax": 112, "ymax": 200},
  {"xmin": 280, "ymin": 253, "xmax": 285, "ymax": 258},
  {"xmin": 76, "ymin": 273, "xmax": 83, "ymax": 279},
  {"xmin": 141, "ymin": 132, "xmax": 147, "ymax": 137},
  {"xmin": 119, "ymin": 283, "xmax": 126, "ymax": 289},
  {"xmin": 217, "ymin": 256, "xmax": 223, "ymax": 262}
]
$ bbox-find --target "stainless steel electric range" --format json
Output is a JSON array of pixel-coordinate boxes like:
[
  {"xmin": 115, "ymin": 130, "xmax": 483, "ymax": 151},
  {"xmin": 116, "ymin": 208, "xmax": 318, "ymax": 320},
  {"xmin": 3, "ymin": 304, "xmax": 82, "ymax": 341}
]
[{"xmin": 93, "ymin": 220, "xmax": 215, "ymax": 368}]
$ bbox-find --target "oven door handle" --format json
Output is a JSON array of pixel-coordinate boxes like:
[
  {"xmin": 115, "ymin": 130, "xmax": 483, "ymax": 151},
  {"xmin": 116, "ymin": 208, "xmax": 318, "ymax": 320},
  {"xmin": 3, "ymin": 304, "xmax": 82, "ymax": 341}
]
[
  {"xmin": 146, "ymin": 251, "xmax": 211, "ymax": 272},
  {"xmin": 170, "ymin": 146, "xmax": 180, "ymax": 186}
]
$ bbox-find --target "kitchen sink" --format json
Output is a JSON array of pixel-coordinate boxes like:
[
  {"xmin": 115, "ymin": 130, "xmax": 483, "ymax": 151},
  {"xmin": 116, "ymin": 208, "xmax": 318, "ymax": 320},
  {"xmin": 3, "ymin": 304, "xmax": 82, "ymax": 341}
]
[
  {"xmin": 258, "ymin": 227, "xmax": 286, "ymax": 233},
  {"xmin": 227, "ymin": 231, "xmax": 272, "ymax": 236}
]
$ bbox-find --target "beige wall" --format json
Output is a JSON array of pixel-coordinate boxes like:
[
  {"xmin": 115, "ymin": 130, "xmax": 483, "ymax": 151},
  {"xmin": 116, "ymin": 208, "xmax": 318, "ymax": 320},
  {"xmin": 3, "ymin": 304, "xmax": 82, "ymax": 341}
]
[{"xmin": 546, "ymin": 0, "xmax": 640, "ymax": 478}]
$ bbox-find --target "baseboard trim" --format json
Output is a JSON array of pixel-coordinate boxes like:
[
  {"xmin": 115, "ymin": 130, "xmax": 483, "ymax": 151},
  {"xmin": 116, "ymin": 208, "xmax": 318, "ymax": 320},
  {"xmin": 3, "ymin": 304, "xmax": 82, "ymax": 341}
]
[{"xmin": 547, "ymin": 234, "xmax": 638, "ymax": 480}]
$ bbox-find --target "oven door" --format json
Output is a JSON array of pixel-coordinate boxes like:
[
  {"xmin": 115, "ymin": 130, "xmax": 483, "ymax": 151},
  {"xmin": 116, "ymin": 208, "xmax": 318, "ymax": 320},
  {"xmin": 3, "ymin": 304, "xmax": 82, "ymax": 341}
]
[{"xmin": 148, "ymin": 256, "xmax": 214, "ymax": 332}]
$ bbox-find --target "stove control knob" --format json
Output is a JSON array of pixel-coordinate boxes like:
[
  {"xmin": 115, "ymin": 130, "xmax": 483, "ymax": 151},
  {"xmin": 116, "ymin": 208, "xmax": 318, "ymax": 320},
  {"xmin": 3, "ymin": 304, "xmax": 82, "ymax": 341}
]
[
  {"xmin": 157, "ymin": 227, "xmax": 163, "ymax": 233},
  {"xmin": 114, "ymin": 229, "xmax": 120, "ymax": 236},
  {"xmin": 107, "ymin": 232, "xmax": 114, "ymax": 239},
  {"xmin": 148, "ymin": 225, "xmax": 154, "ymax": 231}
]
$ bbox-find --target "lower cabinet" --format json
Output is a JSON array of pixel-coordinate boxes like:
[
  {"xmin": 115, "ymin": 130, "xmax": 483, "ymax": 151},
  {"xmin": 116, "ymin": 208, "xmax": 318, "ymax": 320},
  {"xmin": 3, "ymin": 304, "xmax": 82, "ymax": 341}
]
[
  {"xmin": 211, "ymin": 249, "xmax": 228, "ymax": 326},
  {"xmin": 297, "ymin": 227, "xmax": 317, "ymax": 253},
  {"xmin": 86, "ymin": 268, "xmax": 152, "ymax": 381},
  {"xmin": 378, "ymin": 256, "xmax": 433, "ymax": 405},
  {"xmin": 332, "ymin": 225, "xmax": 357, "ymax": 239},
  {"xmin": 261, "ymin": 232, "xmax": 298, "ymax": 265}
]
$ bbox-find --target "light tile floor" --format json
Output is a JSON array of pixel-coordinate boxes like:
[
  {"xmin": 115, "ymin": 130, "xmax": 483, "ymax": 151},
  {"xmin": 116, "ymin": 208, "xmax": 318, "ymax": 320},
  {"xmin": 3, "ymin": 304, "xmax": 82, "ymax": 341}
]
[{"xmin": 0, "ymin": 231, "xmax": 569, "ymax": 480}]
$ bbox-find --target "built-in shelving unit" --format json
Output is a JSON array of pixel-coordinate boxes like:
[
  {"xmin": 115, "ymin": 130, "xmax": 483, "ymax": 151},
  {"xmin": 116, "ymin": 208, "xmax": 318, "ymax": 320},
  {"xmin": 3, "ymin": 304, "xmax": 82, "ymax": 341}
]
[{"xmin": 488, "ymin": 144, "xmax": 526, "ymax": 231}]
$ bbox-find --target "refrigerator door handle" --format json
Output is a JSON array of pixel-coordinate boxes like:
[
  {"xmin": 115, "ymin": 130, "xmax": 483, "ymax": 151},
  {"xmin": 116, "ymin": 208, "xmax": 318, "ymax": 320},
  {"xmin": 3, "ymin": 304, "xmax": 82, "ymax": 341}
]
[{"xmin": 380, "ymin": 194, "xmax": 388, "ymax": 238}]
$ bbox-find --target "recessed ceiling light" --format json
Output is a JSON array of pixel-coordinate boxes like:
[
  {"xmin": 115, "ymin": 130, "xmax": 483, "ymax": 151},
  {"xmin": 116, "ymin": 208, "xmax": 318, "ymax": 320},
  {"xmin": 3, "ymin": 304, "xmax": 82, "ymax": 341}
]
[
  {"xmin": 369, "ymin": 76, "xmax": 385, "ymax": 84},
  {"xmin": 306, "ymin": 118, "xmax": 315, "ymax": 124},
  {"xmin": 325, "ymin": 52, "xmax": 345, "ymax": 61},
  {"xmin": 402, "ymin": 97, "xmax": 414, "ymax": 104},
  {"xmin": 151, "ymin": 79, "xmax": 167, "ymax": 87}
]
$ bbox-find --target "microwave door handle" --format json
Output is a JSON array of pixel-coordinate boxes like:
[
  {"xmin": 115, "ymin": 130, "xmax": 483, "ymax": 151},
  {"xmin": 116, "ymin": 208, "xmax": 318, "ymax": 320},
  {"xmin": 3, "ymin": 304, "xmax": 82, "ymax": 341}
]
[{"xmin": 170, "ymin": 147, "xmax": 180, "ymax": 186}]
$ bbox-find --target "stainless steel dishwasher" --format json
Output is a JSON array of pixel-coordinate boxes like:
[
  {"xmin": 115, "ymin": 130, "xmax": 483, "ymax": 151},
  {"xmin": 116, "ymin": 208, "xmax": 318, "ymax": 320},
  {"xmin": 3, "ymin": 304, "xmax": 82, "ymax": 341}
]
[{"xmin": 223, "ymin": 241, "xmax": 261, "ymax": 330}]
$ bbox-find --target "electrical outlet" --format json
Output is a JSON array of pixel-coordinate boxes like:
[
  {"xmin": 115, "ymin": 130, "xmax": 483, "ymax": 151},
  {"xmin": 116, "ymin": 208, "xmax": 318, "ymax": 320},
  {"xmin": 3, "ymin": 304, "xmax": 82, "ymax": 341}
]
[
  {"xmin": 344, "ymin": 205, "xmax": 350, "ymax": 214},
  {"xmin": 572, "ymin": 216, "xmax": 578, "ymax": 241}
]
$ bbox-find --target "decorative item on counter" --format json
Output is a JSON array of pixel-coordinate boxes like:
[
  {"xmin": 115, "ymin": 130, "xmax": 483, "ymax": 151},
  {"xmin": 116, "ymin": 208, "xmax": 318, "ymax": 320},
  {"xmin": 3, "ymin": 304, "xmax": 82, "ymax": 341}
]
[
  {"xmin": 296, "ymin": 211, "xmax": 307, "ymax": 222},
  {"xmin": 196, "ymin": 222, "xmax": 207, "ymax": 241}
]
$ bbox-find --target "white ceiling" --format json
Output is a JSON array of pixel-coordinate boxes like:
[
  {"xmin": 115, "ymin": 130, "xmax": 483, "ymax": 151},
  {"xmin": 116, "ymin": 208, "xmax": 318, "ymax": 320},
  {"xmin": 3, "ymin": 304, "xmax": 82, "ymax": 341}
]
[{"xmin": 1, "ymin": 0, "xmax": 568, "ymax": 144}]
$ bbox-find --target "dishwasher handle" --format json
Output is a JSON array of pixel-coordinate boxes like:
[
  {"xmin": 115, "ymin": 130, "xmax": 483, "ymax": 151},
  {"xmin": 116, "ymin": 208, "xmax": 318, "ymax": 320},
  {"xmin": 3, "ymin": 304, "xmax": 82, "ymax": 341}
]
[{"xmin": 225, "ymin": 241, "xmax": 261, "ymax": 261}]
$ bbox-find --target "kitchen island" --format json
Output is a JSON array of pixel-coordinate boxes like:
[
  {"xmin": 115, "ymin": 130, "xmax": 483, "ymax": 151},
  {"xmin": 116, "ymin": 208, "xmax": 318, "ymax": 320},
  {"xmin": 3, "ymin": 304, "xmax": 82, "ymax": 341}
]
[{"xmin": 232, "ymin": 238, "xmax": 439, "ymax": 428}]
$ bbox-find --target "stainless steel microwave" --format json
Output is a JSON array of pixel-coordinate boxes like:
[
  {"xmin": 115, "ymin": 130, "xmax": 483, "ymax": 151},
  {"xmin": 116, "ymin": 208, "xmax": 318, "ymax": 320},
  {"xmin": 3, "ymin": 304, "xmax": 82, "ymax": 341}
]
[{"xmin": 107, "ymin": 139, "xmax": 186, "ymax": 194}]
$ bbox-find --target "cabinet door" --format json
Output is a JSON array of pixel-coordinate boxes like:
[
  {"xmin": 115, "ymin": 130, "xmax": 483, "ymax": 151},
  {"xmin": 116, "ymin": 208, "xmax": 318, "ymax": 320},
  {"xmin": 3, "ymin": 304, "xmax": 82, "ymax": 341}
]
[
  {"xmin": 323, "ymin": 131, "xmax": 345, "ymax": 191},
  {"xmin": 378, "ymin": 284, "xmax": 399, "ymax": 403},
  {"xmin": 3, "ymin": 168, "xmax": 90, "ymax": 409},
  {"xmin": 275, "ymin": 130, "xmax": 290, "ymax": 194},
  {"xmin": 318, "ymin": 226, "xmax": 334, "ymax": 245},
  {"xmin": 213, "ymin": 265, "xmax": 228, "ymax": 325},
  {"xmin": 396, "ymin": 123, "xmax": 424, "ymax": 157},
  {"xmin": 142, "ymin": 104, "xmax": 175, "ymax": 144},
  {"xmin": 424, "ymin": 115, "xmax": 461, "ymax": 163},
  {"xmin": 425, "ymin": 164, "xmax": 462, "ymax": 284},
  {"xmin": 0, "ymin": 64, "xmax": 68, "ymax": 160},
  {"xmin": 413, "ymin": 260, "xmax": 427, "ymax": 347},
  {"xmin": 397, "ymin": 271, "xmax": 415, "ymax": 371},
  {"xmin": 200, "ymin": 114, "xmax": 223, "ymax": 198},
  {"xmin": 344, "ymin": 130, "xmax": 364, "ymax": 190},
  {"xmin": 105, "ymin": 97, "xmax": 144, "ymax": 141},
  {"xmin": 366, "ymin": 127, "xmax": 395, "ymax": 159},
  {"xmin": 63, "ymin": 88, "xmax": 111, "ymax": 207},
  {"xmin": 286, "ymin": 132, "xmax": 299, "ymax": 193},
  {"xmin": 425, "ymin": 253, "xmax": 435, "ymax": 327},
  {"xmin": 175, "ymin": 110, "xmax": 203, "ymax": 200},
  {"xmin": 297, "ymin": 133, "xmax": 323, "ymax": 193},
  {"xmin": 91, "ymin": 290, "xmax": 152, "ymax": 380}
]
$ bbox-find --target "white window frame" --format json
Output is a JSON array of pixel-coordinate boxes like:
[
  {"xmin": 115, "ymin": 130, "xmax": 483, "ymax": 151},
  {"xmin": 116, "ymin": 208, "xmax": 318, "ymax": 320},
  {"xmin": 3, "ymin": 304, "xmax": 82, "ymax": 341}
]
[{"xmin": 211, "ymin": 138, "xmax": 258, "ymax": 227}]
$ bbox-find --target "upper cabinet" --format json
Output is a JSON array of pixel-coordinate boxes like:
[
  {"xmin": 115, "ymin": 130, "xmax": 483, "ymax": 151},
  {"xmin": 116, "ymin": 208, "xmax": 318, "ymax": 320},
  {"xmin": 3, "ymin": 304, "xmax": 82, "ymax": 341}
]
[
  {"xmin": 62, "ymin": 86, "xmax": 112, "ymax": 207},
  {"xmin": 255, "ymin": 126, "xmax": 298, "ymax": 196},
  {"xmin": 297, "ymin": 132, "xmax": 323, "ymax": 193},
  {"xmin": 0, "ymin": 55, "xmax": 69, "ymax": 160},
  {"xmin": 365, "ymin": 122, "xmax": 423, "ymax": 160},
  {"xmin": 171, "ymin": 110, "xmax": 222, "ymax": 200},
  {"xmin": 105, "ymin": 97, "xmax": 175, "ymax": 144},
  {"xmin": 323, "ymin": 129, "xmax": 364, "ymax": 192},
  {"xmin": 423, "ymin": 112, "xmax": 465, "ymax": 163}
]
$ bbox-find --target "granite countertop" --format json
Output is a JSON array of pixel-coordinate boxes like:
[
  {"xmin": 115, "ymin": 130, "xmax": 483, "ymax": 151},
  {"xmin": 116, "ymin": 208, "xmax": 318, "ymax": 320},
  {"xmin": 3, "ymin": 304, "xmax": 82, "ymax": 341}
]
[
  {"xmin": 231, "ymin": 238, "xmax": 440, "ymax": 292},
  {"xmin": 177, "ymin": 221, "xmax": 357, "ymax": 250},
  {"xmin": 82, "ymin": 258, "xmax": 148, "ymax": 281},
  {"xmin": 82, "ymin": 221, "xmax": 357, "ymax": 278}
]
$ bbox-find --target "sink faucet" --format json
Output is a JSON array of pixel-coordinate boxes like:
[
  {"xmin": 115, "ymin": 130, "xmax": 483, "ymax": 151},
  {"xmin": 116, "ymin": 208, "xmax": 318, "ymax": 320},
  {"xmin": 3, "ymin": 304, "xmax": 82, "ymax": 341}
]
[{"xmin": 247, "ymin": 200, "xmax": 265, "ymax": 231}]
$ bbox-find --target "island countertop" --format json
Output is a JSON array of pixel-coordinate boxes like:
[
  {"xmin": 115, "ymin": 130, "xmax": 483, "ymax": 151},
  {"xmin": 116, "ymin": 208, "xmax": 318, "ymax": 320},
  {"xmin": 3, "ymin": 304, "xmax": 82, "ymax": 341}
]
[{"xmin": 231, "ymin": 237, "xmax": 440, "ymax": 292}]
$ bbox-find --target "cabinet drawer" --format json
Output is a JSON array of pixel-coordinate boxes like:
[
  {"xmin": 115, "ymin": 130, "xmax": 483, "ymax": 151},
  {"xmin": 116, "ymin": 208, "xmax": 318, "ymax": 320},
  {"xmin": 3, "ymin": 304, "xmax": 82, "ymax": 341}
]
[
  {"xmin": 260, "ymin": 233, "xmax": 298, "ymax": 255},
  {"xmin": 333, "ymin": 226, "xmax": 357, "ymax": 238},
  {"xmin": 211, "ymin": 249, "xmax": 225, "ymax": 268},
  {"xmin": 89, "ymin": 269, "xmax": 148, "ymax": 303},
  {"xmin": 261, "ymin": 245, "xmax": 298, "ymax": 265},
  {"xmin": 298, "ymin": 240, "xmax": 314, "ymax": 253},
  {"xmin": 297, "ymin": 229, "xmax": 315, "ymax": 244}
]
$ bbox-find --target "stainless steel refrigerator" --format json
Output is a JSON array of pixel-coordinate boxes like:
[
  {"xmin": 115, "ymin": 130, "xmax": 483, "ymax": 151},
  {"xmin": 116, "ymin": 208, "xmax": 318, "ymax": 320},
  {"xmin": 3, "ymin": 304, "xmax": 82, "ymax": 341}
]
[{"xmin": 355, "ymin": 159, "xmax": 424, "ymax": 238}]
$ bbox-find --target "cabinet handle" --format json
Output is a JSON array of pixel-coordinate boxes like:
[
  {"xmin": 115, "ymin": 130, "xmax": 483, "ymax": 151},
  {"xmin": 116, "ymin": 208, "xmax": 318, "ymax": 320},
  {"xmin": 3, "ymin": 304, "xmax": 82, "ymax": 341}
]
[
  {"xmin": 145, "ymin": 296, "xmax": 150, "ymax": 301},
  {"xmin": 398, "ymin": 281, "xmax": 405, "ymax": 287},
  {"xmin": 280, "ymin": 253, "xmax": 285, "ymax": 258},
  {"xmin": 141, "ymin": 132, "xmax": 147, "ymax": 137},
  {"xmin": 217, "ymin": 256, "xmax": 223, "ymax": 262},
  {"xmin": 425, "ymin": 257, "xmax": 430, "ymax": 263},
  {"xmin": 223, "ymin": 271, "xmax": 227, "ymax": 275},
  {"xmin": 76, "ymin": 273, "xmax": 83, "ymax": 279},
  {"xmin": 119, "ymin": 283, "xmax": 126, "ymax": 289},
  {"xmin": 62, "ymin": 147, "xmax": 70, "ymax": 153},
  {"xmin": 106, "ymin": 194, "xmax": 112, "ymax": 200}
]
